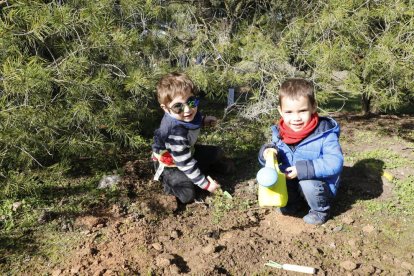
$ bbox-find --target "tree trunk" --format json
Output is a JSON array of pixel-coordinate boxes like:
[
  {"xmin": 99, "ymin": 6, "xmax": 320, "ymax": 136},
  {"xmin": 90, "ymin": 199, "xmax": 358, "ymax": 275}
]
[{"xmin": 361, "ymin": 92, "xmax": 371, "ymax": 115}]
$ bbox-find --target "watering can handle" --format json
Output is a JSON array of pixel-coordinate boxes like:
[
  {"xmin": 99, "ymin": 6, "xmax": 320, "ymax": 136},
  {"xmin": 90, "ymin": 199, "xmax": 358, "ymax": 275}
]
[{"xmin": 264, "ymin": 149, "xmax": 280, "ymax": 173}]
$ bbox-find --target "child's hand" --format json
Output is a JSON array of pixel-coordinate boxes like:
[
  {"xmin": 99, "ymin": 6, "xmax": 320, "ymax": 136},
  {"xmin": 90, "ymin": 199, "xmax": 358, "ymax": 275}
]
[
  {"xmin": 203, "ymin": 116, "xmax": 217, "ymax": 127},
  {"xmin": 263, "ymin": 148, "xmax": 278, "ymax": 159},
  {"xmin": 285, "ymin": 166, "xmax": 297, "ymax": 179},
  {"xmin": 206, "ymin": 176, "xmax": 220, "ymax": 193}
]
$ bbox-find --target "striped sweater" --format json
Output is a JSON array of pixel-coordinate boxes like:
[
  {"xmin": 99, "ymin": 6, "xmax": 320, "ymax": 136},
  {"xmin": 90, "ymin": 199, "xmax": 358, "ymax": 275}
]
[{"xmin": 152, "ymin": 112, "xmax": 208, "ymax": 188}]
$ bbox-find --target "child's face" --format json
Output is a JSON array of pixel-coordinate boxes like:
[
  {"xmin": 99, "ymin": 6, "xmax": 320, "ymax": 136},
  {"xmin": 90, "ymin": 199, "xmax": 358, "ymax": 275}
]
[
  {"xmin": 161, "ymin": 94, "xmax": 199, "ymax": 122},
  {"xmin": 278, "ymin": 96, "xmax": 316, "ymax": 132}
]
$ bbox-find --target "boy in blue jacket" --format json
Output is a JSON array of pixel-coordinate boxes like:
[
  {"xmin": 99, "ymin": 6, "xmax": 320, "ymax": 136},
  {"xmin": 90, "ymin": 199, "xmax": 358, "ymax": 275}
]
[
  {"xmin": 152, "ymin": 72, "xmax": 232, "ymax": 204},
  {"xmin": 258, "ymin": 78, "xmax": 343, "ymax": 225}
]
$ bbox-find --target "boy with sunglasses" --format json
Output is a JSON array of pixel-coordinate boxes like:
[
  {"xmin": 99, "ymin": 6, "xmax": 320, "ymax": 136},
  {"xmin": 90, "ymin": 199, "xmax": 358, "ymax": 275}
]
[
  {"xmin": 258, "ymin": 78, "xmax": 343, "ymax": 225},
  {"xmin": 152, "ymin": 72, "xmax": 232, "ymax": 204}
]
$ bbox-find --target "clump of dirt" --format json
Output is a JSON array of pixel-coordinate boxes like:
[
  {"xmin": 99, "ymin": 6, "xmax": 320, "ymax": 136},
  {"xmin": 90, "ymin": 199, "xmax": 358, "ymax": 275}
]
[{"xmin": 44, "ymin": 115, "xmax": 414, "ymax": 275}]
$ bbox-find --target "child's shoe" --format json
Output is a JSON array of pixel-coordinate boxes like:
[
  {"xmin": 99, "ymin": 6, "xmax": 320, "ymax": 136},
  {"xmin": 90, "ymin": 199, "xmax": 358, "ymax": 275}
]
[{"xmin": 303, "ymin": 211, "xmax": 327, "ymax": 225}]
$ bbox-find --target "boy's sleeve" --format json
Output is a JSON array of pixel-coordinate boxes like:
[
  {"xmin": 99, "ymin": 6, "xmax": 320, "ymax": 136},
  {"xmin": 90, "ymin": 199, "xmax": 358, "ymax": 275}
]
[
  {"xmin": 258, "ymin": 143, "xmax": 278, "ymax": 166},
  {"xmin": 165, "ymin": 126, "xmax": 209, "ymax": 189},
  {"xmin": 296, "ymin": 133, "xmax": 343, "ymax": 180}
]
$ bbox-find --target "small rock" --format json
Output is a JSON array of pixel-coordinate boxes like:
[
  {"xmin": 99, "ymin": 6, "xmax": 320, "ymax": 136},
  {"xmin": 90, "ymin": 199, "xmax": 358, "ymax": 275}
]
[
  {"xmin": 342, "ymin": 217, "xmax": 355, "ymax": 225},
  {"xmin": 362, "ymin": 224, "xmax": 375, "ymax": 233},
  {"xmin": 221, "ymin": 232, "xmax": 233, "ymax": 241},
  {"xmin": 70, "ymin": 265, "xmax": 83, "ymax": 274},
  {"xmin": 332, "ymin": 225, "xmax": 343, "ymax": 232},
  {"xmin": 51, "ymin": 269, "xmax": 63, "ymax": 276},
  {"xmin": 155, "ymin": 254, "xmax": 174, "ymax": 268},
  {"xmin": 340, "ymin": 260, "xmax": 357, "ymax": 271},
  {"xmin": 170, "ymin": 230, "xmax": 179, "ymax": 239},
  {"xmin": 358, "ymin": 264, "xmax": 376, "ymax": 274},
  {"xmin": 202, "ymin": 244, "xmax": 216, "ymax": 254},
  {"xmin": 329, "ymin": 242, "xmax": 336, "ymax": 248},
  {"xmin": 401, "ymin": 261, "xmax": 413, "ymax": 270},
  {"xmin": 97, "ymin": 175, "xmax": 120, "ymax": 189},
  {"xmin": 12, "ymin": 202, "xmax": 22, "ymax": 212},
  {"xmin": 152, "ymin": 242, "xmax": 163, "ymax": 251}
]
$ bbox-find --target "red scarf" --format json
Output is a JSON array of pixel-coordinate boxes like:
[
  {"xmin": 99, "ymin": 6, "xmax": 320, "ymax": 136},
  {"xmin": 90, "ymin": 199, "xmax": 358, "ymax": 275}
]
[{"xmin": 279, "ymin": 114, "xmax": 319, "ymax": 144}]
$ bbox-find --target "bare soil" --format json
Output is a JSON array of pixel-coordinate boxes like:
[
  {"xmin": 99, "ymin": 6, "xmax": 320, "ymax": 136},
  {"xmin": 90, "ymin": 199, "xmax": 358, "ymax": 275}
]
[{"xmin": 39, "ymin": 115, "xmax": 414, "ymax": 275}]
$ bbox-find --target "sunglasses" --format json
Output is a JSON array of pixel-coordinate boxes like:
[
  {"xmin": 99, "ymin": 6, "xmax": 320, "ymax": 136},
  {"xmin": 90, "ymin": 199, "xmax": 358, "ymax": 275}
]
[{"xmin": 169, "ymin": 96, "xmax": 200, "ymax": 114}]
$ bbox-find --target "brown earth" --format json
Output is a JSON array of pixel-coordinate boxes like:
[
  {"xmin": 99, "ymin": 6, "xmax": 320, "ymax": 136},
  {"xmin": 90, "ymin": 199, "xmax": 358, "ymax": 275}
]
[{"xmin": 43, "ymin": 115, "xmax": 414, "ymax": 275}]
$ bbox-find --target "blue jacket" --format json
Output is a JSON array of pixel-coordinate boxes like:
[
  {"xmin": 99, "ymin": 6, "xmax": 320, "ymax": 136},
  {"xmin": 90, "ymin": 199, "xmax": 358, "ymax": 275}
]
[{"xmin": 258, "ymin": 116, "xmax": 343, "ymax": 195}]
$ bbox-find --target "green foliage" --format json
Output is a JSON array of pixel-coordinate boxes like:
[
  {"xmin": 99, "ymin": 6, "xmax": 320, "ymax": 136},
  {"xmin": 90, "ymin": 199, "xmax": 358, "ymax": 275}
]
[
  {"xmin": 211, "ymin": 189, "xmax": 234, "ymax": 224},
  {"xmin": 395, "ymin": 175, "xmax": 414, "ymax": 215},
  {"xmin": 1, "ymin": 0, "xmax": 413, "ymax": 231},
  {"xmin": 363, "ymin": 175, "xmax": 414, "ymax": 216},
  {"xmin": 279, "ymin": 0, "xmax": 414, "ymax": 113}
]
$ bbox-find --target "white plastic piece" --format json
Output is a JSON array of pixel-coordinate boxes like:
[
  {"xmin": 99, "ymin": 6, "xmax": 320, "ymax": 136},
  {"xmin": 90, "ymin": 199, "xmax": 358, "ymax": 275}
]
[{"xmin": 282, "ymin": 264, "xmax": 316, "ymax": 274}]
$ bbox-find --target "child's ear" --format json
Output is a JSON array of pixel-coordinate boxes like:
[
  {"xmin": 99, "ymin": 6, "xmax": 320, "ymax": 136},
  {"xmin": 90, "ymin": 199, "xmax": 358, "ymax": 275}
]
[
  {"xmin": 277, "ymin": 106, "xmax": 282, "ymax": 116},
  {"xmin": 160, "ymin": 104, "xmax": 169, "ymax": 113}
]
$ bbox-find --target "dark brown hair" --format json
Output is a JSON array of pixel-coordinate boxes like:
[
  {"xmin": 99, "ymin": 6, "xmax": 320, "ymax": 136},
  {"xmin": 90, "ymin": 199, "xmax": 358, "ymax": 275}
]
[
  {"xmin": 156, "ymin": 72, "xmax": 198, "ymax": 105},
  {"xmin": 279, "ymin": 78, "xmax": 316, "ymax": 108}
]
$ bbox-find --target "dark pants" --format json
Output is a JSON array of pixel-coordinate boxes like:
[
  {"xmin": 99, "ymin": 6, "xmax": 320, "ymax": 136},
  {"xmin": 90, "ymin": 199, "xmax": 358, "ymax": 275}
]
[{"xmin": 155, "ymin": 145, "xmax": 225, "ymax": 204}]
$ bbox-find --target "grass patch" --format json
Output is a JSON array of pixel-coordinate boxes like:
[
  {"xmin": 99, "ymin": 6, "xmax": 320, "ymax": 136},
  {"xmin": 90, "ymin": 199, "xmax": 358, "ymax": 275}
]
[
  {"xmin": 394, "ymin": 175, "xmax": 414, "ymax": 215},
  {"xmin": 318, "ymin": 92, "xmax": 361, "ymax": 113},
  {"xmin": 0, "ymin": 164, "xmax": 130, "ymax": 273},
  {"xmin": 345, "ymin": 148, "xmax": 413, "ymax": 170},
  {"xmin": 3, "ymin": 228, "xmax": 83, "ymax": 274}
]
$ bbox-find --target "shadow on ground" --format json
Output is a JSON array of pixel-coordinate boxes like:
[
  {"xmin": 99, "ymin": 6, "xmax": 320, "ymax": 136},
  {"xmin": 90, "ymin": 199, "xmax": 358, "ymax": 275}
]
[{"xmin": 333, "ymin": 158, "xmax": 385, "ymax": 217}]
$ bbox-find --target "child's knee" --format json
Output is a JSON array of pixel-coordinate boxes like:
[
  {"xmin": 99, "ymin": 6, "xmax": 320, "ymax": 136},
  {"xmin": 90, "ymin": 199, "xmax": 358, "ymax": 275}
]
[
  {"xmin": 175, "ymin": 186, "xmax": 196, "ymax": 204},
  {"xmin": 300, "ymin": 180, "xmax": 331, "ymax": 201},
  {"xmin": 299, "ymin": 180, "xmax": 332, "ymax": 209}
]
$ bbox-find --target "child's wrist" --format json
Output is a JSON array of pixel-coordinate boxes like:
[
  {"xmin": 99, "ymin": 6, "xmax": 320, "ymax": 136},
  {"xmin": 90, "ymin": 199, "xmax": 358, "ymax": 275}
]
[
  {"xmin": 203, "ymin": 181, "xmax": 210, "ymax": 190},
  {"xmin": 205, "ymin": 176, "xmax": 219, "ymax": 192}
]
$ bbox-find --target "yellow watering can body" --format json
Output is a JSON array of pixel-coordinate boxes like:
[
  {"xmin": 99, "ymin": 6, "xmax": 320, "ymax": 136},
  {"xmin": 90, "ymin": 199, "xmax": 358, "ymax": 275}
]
[{"xmin": 257, "ymin": 151, "xmax": 288, "ymax": 207}]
